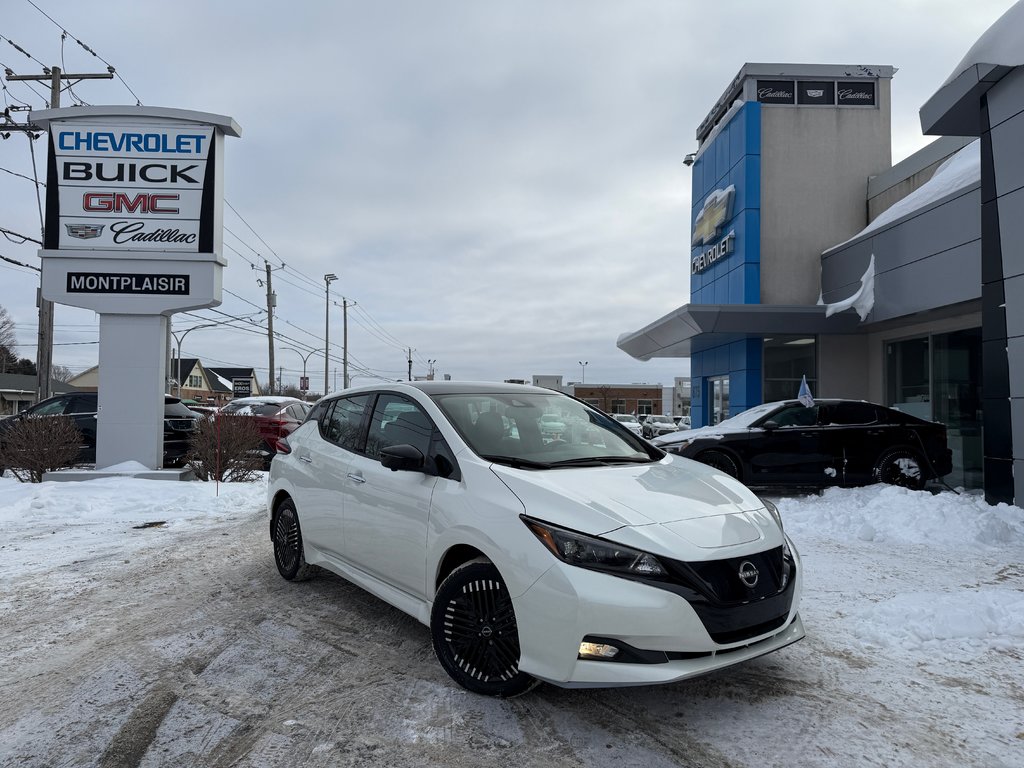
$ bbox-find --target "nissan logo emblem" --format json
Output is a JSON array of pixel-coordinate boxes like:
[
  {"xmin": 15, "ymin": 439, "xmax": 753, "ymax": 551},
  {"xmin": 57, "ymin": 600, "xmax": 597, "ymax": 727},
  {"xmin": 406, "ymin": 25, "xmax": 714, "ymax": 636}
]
[{"xmin": 738, "ymin": 561, "xmax": 759, "ymax": 587}]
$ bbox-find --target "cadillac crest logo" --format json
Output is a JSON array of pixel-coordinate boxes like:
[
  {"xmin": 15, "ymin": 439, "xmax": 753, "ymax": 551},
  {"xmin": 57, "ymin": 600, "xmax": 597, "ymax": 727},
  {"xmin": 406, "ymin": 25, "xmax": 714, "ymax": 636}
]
[{"xmin": 65, "ymin": 223, "xmax": 105, "ymax": 240}]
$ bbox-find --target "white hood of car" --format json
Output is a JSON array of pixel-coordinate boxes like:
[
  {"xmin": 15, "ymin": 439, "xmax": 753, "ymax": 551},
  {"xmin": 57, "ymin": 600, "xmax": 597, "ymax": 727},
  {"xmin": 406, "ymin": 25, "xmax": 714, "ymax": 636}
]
[{"xmin": 490, "ymin": 456, "xmax": 766, "ymax": 539}]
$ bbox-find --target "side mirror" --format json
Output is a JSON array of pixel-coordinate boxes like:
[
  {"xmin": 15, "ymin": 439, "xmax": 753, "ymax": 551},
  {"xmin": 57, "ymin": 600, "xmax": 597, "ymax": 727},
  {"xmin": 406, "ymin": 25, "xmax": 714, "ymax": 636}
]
[
  {"xmin": 380, "ymin": 443, "xmax": 425, "ymax": 472},
  {"xmin": 762, "ymin": 420, "xmax": 779, "ymax": 431}
]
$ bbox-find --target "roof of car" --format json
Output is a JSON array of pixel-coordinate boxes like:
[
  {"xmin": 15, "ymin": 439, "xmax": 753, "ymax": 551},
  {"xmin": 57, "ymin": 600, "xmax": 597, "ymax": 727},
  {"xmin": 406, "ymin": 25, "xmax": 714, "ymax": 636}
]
[
  {"xmin": 227, "ymin": 396, "xmax": 304, "ymax": 405},
  {"xmin": 337, "ymin": 380, "xmax": 561, "ymax": 397}
]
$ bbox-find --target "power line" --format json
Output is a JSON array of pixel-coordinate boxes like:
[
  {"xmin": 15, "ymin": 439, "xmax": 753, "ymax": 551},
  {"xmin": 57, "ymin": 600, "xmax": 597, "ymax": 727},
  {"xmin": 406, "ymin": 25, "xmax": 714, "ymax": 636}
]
[{"xmin": 0, "ymin": 165, "xmax": 43, "ymax": 186}]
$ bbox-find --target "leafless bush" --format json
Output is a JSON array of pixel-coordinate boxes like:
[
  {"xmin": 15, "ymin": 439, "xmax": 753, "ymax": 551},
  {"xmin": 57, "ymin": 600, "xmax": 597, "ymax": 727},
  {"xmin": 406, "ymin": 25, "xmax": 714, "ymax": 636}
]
[
  {"xmin": 186, "ymin": 414, "xmax": 265, "ymax": 482},
  {"xmin": 0, "ymin": 415, "xmax": 84, "ymax": 483}
]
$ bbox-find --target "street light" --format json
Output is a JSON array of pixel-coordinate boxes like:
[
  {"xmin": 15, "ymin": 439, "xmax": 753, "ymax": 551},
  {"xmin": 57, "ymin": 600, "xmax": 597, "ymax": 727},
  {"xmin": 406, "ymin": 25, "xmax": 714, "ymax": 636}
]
[
  {"xmin": 282, "ymin": 347, "xmax": 322, "ymax": 394},
  {"xmin": 578, "ymin": 360, "xmax": 588, "ymax": 384},
  {"xmin": 171, "ymin": 322, "xmax": 221, "ymax": 397},
  {"xmin": 324, "ymin": 273, "xmax": 337, "ymax": 395}
]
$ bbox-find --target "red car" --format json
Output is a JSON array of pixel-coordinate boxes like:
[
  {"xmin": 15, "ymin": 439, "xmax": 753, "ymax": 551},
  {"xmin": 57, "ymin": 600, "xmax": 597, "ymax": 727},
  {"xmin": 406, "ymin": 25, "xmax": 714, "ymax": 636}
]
[{"xmin": 219, "ymin": 396, "xmax": 310, "ymax": 468}]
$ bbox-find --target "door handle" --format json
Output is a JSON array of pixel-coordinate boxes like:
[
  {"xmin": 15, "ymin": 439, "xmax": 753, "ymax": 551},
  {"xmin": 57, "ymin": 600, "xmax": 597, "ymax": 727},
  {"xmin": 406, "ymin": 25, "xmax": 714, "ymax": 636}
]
[
  {"xmin": 347, "ymin": 472, "xmax": 366, "ymax": 484},
  {"xmin": 298, "ymin": 455, "xmax": 313, "ymax": 464}
]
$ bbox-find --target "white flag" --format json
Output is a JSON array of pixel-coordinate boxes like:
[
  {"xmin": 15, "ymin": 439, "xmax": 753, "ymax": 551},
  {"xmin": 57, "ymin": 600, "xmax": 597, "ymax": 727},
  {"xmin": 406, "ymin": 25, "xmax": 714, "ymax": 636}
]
[{"xmin": 798, "ymin": 375, "xmax": 815, "ymax": 408}]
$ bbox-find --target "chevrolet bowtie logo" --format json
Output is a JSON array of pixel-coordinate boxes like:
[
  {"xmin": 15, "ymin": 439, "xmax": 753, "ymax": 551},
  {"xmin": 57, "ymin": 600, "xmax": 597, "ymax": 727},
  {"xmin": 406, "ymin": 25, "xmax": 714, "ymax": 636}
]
[{"xmin": 691, "ymin": 186, "xmax": 735, "ymax": 247}]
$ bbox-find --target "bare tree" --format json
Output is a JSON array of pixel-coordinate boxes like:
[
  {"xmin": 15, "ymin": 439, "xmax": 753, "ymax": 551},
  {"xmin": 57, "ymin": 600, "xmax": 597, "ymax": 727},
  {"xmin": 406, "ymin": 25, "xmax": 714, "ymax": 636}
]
[
  {"xmin": 0, "ymin": 415, "xmax": 84, "ymax": 482},
  {"xmin": 0, "ymin": 306, "xmax": 15, "ymax": 374},
  {"xmin": 51, "ymin": 364, "xmax": 74, "ymax": 383},
  {"xmin": 186, "ymin": 414, "xmax": 265, "ymax": 482}
]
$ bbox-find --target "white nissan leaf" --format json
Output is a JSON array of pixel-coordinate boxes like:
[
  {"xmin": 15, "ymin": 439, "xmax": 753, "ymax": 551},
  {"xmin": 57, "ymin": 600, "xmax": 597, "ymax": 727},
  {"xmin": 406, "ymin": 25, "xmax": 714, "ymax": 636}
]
[{"xmin": 267, "ymin": 381, "xmax": 804, "ymax": 696}]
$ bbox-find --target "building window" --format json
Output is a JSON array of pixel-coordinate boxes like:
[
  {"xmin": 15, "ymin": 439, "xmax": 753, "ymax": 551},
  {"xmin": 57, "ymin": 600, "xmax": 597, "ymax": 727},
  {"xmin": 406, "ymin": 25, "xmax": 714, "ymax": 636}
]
[
  {"xmin": 763, "ymin": 336, "xmax": 817, "ymax": 403},
  {"xmin": 636, "ymin": 400, "xmax": 653, "ymax": 416},
  {"xmin": 708, "ymin": 376, "xmax": 729, "ymax": 425},
  {"xmin": 611, "ymin": 399, "xmax": 626, "ymax": 414},
  {"xmin": 187, "ymin": 375, "xmax": 203, "ymax": 388},
  {"xmin": 886, "ymin": 329, "xmax": 982, "ymax": 488},
  {"xmin": 584, "ymin": 399, "xmax": 601, "ymax": 409}
]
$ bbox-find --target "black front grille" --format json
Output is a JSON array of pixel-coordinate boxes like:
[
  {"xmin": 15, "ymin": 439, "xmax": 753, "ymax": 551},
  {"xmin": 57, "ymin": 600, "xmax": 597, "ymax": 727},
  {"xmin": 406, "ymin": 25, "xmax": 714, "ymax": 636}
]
[{"xmin": 645, "ymin": 546, "xmax": 796, "ymax": 644}]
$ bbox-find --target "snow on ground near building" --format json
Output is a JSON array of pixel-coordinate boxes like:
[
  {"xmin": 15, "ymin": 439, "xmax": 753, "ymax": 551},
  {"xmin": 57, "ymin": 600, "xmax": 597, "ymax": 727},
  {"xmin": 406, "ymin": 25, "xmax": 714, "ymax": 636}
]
[{"xmin": 1, "ymin": 474, "xmax": 1022, "ymax": 766}]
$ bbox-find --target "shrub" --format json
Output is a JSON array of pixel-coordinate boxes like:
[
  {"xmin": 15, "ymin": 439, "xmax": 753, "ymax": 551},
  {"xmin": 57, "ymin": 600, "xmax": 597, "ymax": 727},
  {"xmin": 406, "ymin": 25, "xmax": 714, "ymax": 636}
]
[
  {"xmin": 0, "ymin": 415, "xmax": 84, "ymax": 483},
  {"xmin": 186, "ymin": 414, "xmax": 264, "ymax": 482}
]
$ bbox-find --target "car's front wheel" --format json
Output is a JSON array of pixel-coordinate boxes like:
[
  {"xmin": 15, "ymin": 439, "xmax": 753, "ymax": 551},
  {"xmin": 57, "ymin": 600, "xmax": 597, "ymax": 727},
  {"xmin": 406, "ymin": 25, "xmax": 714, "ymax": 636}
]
[
  {"xmin": 872, "ymin": 447, "xmax": 925, "ymax": 490},
  {"xmin": 272, "ymin": 498, "xmax": 314, "ymax": 581},
  {"xmin": 430, "ymin": 560, "xmax": 538, "ymax": 697},
  {"xmin": 697, "ymin": 449, "xmax": 741, "ymax": 480}
]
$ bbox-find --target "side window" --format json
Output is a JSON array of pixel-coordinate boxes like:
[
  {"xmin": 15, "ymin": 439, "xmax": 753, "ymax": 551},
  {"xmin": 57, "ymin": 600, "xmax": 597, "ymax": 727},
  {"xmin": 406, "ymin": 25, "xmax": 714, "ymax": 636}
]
[
  {"xmin": 829, "ymin": 402, "xmax": 879, "ymax": 426},
  {"xmin": 68, "ymin": 396, "xmax": 98, "ymax": 415},
  {"xmin": 365, "ymin": 394, "xmax": 434, "ymax": 462},
  {"xmin": 770, "ymin": 405, "xmax": 818, "ymax": 427},
  {"xmin": 30, "ymin": 397, "xmax": 70, "ymax": 416},
  {"xmin": 305, "ymin": 400, "xmax": 326, "ymax": 425},
  {"xmin": 322, "ymin": 394, "xmax": 371, "ymax": 451},
  {"xmin": 286, "ymin": 404, "xmax": 305, "ymax": 420}
]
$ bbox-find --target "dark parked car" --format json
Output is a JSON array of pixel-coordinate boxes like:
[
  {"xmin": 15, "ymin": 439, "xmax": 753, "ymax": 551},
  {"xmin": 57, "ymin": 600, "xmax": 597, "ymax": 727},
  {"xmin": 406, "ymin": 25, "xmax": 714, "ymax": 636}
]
[
  {"xmin": 651, "ymin": 399, "xmax": 952, "ymax": 491},
  {"xmin": 0, "ymin": 392, "xmax": 200, "ymax": 470},
  {"xmin": 219, "ymin": 396, "xmax": 310, "ymax": 468}
]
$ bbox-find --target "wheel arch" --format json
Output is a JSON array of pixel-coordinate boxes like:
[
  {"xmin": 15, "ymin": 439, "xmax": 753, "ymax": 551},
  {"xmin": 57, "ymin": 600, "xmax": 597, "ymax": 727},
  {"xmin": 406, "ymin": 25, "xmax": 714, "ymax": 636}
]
[
  {"xmin": 693, "ymin": 445, "xmax": 744, "ymax": 480},
  {"xmin": 434, "ymin": 544, "xmax": 489, "ymax": 593},
  {"xmin": 268, "ymin": 489, "xmax": 293, "ymax": 538}
]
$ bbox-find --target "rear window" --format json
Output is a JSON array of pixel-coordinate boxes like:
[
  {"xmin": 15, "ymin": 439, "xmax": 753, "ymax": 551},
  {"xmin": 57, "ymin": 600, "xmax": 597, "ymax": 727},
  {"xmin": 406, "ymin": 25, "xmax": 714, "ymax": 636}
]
[
  {"xmin": 222, "ymin": 401, "xmax": 282, "ymax": 416},
  {"xmin": 164, "ymin": 399, "xmax": 197, "ymax": 418}
]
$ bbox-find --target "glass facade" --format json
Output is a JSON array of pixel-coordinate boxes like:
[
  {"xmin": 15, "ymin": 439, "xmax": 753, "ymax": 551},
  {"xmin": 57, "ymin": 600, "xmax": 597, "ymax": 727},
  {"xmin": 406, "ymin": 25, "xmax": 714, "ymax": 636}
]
[
  {"xmin": 763, "ymin": 336, "xmax": 817, "ymax": 403},
  {"xmin": 885, "ymin": 328, "xmax": 982, "ymax": 488}
]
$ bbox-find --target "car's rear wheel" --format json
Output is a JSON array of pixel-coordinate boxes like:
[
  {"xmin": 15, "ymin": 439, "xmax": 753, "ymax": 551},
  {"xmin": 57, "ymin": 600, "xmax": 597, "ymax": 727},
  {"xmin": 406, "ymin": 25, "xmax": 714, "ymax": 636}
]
[
  {"xmin": 430, "ymin": 560, "xmax": 538, "ymax": 697},
  {"xmin": 697, "ymin": 449, "xmax": 741, "ymax": 480},
  {"xmin": 873, "ymin": 447, "xmax": 925, "ymax": 490},
  {"xmin": 272, "ymin": 498, "xmax": 314, "ymax": 581}
]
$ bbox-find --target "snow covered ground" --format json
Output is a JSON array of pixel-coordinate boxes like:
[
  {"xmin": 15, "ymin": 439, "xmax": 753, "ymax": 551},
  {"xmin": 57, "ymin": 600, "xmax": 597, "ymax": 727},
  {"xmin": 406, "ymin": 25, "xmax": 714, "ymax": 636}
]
[{"xmin": 0, "ymin": 473, "xmax": 1021, "ymax": 767}]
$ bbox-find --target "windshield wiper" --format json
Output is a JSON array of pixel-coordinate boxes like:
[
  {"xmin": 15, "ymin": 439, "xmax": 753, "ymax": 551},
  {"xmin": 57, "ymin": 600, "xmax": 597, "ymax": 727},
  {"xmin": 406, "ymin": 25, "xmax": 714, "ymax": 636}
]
[
  {"xmin": 479, "ymin": 454, "xmax": 553, "ymax": 470},
  {"xmin": 548, "ymin": 455, "xmax": 654, "ymax": 467}
]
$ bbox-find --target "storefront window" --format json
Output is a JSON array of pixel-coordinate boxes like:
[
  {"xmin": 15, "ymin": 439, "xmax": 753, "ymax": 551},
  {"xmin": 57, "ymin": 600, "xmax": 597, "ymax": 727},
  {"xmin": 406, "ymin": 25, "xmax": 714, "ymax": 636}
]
[
  {"xmin": 763, "ymin": 336, "xmax": 816, "ymax": 403},
  {"xmin": 709, "ymin": 376, "xmax": 729, "ymax": 425},
  {"xmin": 636, "ymin": 400, "xmax": 653, "ymax": 416},
  {"xmin": 885, "ymin": 329, "xmax": 982, "ymax": 489}
]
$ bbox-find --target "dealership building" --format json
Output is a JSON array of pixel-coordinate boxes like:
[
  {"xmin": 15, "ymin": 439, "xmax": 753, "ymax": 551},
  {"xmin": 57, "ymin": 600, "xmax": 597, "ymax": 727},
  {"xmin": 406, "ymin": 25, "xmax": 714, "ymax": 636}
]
[{"xmin": 617, "ymin": 5, "xmax": 1024, "ymax": 503}]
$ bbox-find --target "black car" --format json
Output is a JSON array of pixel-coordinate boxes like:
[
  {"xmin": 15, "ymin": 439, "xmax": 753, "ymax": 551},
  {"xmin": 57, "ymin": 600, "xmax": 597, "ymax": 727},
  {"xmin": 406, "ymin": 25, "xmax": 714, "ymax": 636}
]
[
  {"xmin": 652, "ymin": 399, "xmax": 952, "ymax": 491},
  {"xmin": 0, "ymin": 393, "xmax": 200, "ymax": 470}
]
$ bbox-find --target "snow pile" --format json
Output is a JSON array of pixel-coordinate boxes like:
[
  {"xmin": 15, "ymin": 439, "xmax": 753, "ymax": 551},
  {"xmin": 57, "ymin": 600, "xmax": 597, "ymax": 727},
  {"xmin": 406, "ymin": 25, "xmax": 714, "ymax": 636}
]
[
  {"xmin": 824, "ymin": 253, "xmax": 875, "ymax": 321},
  {"xmin": 850, "ymin": 589, "xmax": 1024, "ymax": 653},
  {"xmin": 942, "ymin": 0, "xmax": 1024, "ymax": 86},
  {"xmin": 776, "ymin": 484, "xmax": 1024, "ymax": 550}
]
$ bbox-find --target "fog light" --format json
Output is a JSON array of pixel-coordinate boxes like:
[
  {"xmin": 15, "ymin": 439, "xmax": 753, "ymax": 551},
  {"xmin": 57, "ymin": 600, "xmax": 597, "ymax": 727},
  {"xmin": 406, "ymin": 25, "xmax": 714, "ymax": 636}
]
[{"xmin": 579, "ymin": 642, "xmax": 620, "ymax": 660}]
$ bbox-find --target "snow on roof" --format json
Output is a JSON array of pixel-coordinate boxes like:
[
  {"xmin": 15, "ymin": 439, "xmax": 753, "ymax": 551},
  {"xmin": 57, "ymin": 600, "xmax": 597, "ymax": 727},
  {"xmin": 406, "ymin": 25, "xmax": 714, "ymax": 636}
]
[
  {"xmin": 943, "ymin": 0, "xmax": 1024, "ymax": 87},
  {"xmin": 837, "ymin": 139, "xmax": 980, "ymax": 248}
]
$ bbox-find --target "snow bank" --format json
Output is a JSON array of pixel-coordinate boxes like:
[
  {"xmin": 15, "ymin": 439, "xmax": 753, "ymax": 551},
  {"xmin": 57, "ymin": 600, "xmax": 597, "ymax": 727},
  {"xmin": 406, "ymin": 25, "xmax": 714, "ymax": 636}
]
[
  {"xmin": 850, "ymin": 589, "xmax": 1024, "ymax": 653},
  {"xmin": 775, "ymin": 485, "xmax": 1024, "ymax": 550}
]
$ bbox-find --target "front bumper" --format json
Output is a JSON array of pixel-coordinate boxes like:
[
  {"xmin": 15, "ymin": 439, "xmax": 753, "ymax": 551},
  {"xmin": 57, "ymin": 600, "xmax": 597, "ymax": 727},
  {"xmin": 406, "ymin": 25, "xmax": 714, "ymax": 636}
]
[{"xmin": 513, "ymin": 540, "xmax": 804, "ymax": 687}]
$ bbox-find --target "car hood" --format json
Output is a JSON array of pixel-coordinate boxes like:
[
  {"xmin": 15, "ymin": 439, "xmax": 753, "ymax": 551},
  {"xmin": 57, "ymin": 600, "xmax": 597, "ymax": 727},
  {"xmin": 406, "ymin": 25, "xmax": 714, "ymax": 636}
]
[
  {"xmin": 490, "ymin": 456, "xmax": 767, "ymax": 542},
  {"xmin": 651, "ymin": 423, "xmax": 751, "ymax": 447}
]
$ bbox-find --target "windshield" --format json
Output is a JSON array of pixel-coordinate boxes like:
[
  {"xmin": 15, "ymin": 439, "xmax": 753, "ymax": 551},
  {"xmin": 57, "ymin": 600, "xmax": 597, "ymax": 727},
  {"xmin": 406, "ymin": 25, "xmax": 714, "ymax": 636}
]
[
  {"xmin": 222, "ymin": 401, "xmax": 282, "ymax": 416},
  {"xmin": 432, "ymin": 392, "xmax": 656, "ymax": 467},
  {"xmin": 712, "ymin": 401, "xmax": 786, "ymax": 429}
]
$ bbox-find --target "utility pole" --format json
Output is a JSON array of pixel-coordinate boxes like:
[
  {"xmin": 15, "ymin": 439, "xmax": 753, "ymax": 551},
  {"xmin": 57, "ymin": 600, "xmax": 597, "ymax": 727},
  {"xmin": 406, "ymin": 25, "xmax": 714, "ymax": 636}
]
[
  {"xmin": 5, "ymin": 65, "xmax": 113, "ymax": 402},
  {"xmin": 263, "ymin": 260, "xmax": 281, "ymax": 394},
  {"xmin": 324, "ymin": 274, "xmax": 337, "ymax": 394},
  {"xmin": 341, "ymin": 298, "xmax": 355, "ymax": 389},
  {"xmin": 407, "ymin": 348, "xmax": 413, "ymax": 382}
]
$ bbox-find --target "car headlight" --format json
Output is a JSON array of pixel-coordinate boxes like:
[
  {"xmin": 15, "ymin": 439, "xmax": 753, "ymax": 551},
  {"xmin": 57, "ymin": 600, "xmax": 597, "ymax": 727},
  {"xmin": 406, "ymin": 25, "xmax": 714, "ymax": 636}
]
[
  {"xmin": 662, "ymin": 439, "xmax": 694, "ymax": 453},
  {"xmin": 759, "ymin": 497, "xmax": 792, "ymax": 559},
  {"xmin": 522, "ymin": 516, "xmax": 668, "ymax": 578}
]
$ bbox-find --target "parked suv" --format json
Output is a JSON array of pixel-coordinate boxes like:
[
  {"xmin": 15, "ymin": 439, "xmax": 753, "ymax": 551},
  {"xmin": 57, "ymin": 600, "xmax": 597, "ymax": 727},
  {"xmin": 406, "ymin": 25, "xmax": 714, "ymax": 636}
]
[
  {"xmin": 642, "ymin": 414, "xmax": 678, "ymax": 439},
  {"xmin": 219, "ymin": 396, "xmax": 310, "ymax": 468},
  {"xmin": 0, "ymin": 393, "xmax": 200, "ymax": 471}
]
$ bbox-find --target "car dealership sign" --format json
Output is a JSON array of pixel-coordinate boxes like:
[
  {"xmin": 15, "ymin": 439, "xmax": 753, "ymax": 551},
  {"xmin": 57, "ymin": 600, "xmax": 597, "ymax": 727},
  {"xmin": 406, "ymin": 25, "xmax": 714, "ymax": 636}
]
[{"xmin": 31, "ymin": 106, "xmax": 241, "ymax": 314}]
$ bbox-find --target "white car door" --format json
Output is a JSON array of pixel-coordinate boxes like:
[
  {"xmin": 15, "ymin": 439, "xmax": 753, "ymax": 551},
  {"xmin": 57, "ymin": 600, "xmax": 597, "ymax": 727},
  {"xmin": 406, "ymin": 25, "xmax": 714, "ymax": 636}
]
[
  {"xmin": 341, "ymin": 393, "xmax": 443, "ymax": 600},
  {"xmin": 291, "ymin": 394, "xmax": 371, "ymax": 560}
]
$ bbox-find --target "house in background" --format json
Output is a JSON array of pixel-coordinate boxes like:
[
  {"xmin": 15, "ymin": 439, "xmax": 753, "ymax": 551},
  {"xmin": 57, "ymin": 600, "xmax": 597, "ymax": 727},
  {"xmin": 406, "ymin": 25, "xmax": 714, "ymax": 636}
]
[
  {"xmin": 0, "ymin": 373, "xmax": 79, "ymax": 415},
  {"xmin": 68, "ymin": 359, "xmax": 262, "ymax": 406}
]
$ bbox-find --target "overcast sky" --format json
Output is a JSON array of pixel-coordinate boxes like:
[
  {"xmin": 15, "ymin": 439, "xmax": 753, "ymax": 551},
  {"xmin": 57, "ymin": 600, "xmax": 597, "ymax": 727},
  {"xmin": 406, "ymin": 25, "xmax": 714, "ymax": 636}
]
[{"xmin": 0, "ymin": 0, "xmax": 1015, "ymax": 392}]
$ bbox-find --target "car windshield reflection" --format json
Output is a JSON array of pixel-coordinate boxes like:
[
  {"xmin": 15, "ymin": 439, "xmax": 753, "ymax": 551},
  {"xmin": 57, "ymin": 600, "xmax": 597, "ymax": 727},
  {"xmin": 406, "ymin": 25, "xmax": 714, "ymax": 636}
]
[{"xmin": 432, "ymin": 392, "xmax": 655, "ymax": 467}]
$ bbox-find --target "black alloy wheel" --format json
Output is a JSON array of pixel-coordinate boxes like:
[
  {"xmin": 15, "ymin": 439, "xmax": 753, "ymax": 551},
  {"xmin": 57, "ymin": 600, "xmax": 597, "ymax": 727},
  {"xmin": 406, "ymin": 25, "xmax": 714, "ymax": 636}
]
[
  {"xmin": 430, "ymin": 561, "xmax": 537, "ymax": 697},
  {"xmin": 272, "ymin": 498, "xmax": 314, "ymax": 581},
  {"xmin": 873, "ymin": 447, "xmax": 926, "ymax": 490},
  {"xmin": 698, "ymin": 449, "xmax": 741, "ymax": 480}
]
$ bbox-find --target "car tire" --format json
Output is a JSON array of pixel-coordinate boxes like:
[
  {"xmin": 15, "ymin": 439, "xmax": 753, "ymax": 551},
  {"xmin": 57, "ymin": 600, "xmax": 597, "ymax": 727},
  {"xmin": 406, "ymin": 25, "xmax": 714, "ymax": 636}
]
[
  {"xmin": 430, "ymin": 560, "xmax": 538, "ymax": 697},
  {"xmin": 697, "ymin": 449, "xmax": 741, "ymax": 480},
  {"xmin": 872, "ymin": 447, "xmax": 925, "ymax": 490},
  {"xmin": 272, "ymin": 498, "xmax": 314, "ymax": 581}
]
